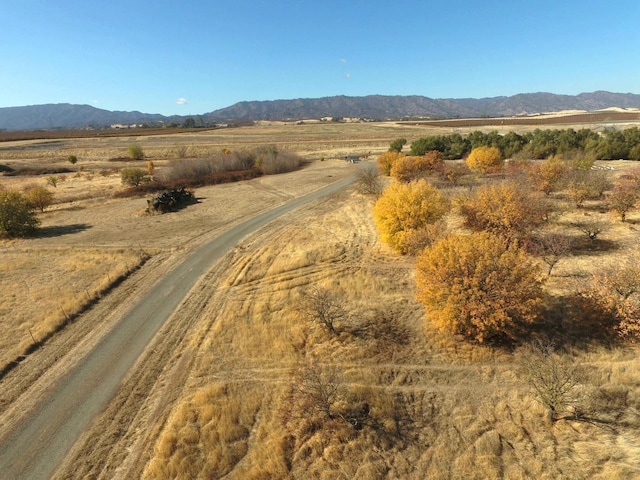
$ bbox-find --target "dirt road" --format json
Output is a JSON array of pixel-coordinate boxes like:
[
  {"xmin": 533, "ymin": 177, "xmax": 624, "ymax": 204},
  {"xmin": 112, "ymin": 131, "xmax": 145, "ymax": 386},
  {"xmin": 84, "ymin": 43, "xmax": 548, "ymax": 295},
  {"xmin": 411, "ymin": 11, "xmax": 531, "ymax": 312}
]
[{"xmin": 0, "ymin": 175, "xmax": 354, "ymax": 480}]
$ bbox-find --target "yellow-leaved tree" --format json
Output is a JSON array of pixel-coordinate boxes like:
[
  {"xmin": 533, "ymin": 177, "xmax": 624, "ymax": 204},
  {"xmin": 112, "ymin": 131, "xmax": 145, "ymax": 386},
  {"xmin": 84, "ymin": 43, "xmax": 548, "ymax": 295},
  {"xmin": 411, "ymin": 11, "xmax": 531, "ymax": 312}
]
[
  {"xmin": 377, "ymin": 151, "xmax": 405, "ymax": 176},
  {"xmin": 416, "ymin": 232, "xmax": 543, "ymax": 342},
  {"xmin": 465, "ymin": 146, "xmax": 503, "ymax": 174},
  {"xmin": 373, "ymin": 179, "xmax": 449, "ymax": 254},
  {"xmin": 456, "ymin": 181, "xmax": 549, "ymax": 245},
  {"xmin": 390, "ymin": 151, "xmax": 445, "ymax": 182}
]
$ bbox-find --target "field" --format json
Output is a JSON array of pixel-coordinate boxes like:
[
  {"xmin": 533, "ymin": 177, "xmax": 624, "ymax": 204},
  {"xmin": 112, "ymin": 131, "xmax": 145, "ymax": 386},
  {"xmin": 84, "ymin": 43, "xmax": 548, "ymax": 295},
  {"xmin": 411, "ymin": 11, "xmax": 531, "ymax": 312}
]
[{"xmin": 1, "ymin": 119, "xmax": 640, "ymax": 479}]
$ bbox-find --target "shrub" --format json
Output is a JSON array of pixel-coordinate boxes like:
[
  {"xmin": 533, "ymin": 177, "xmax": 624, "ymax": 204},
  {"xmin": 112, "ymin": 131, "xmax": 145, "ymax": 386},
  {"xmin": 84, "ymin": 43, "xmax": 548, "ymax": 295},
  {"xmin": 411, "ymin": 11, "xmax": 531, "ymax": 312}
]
[
  {"xmin": 356, "ymin": 163, "xmax": 383, "ymax": 195},
  {"xmin": 120, "ymin": 167, "xmax": 147, "ymax": 187},
  {"xmin": 128, "ymin": 143, "xmax": 145, "ymax": 160},
  {"xmin": 376, "ymin": 151, "xmax": 404, "ymax": 176},
  {"xmin": 24, "ymin": 185, "xmax": 54, "ymax": 212},
  {"xmin": 390, "ymin": 151, "xmax": 445, "ymax": 182},
  {"xmin": 373, "ymin": 179, "xmax": 449, "ymax": 254},
  {"xmin": 465, "ymin": 146, "xmax": 504, "ymax": 174},
  {"xmin": 416, "ymin": 232, "xmax": 543, "ymax": 342},
  {"xmin": 0, "ymin": 190, "xmax": 40, "ymax": 237},
  {"xmin": 456, "ymin": 181, "xmax": 550, "ymax": 245}
]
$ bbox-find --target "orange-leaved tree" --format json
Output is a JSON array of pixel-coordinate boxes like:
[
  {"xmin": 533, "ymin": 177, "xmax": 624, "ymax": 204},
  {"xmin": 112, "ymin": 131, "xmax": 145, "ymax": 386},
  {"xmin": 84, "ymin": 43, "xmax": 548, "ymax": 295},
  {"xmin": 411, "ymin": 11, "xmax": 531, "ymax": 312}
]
[
  {"xmin": 377, "ymin": 151, "xmax": 405, "ymax": 176},
  {"xmin": 465, "ymin": 146, "xmax": 503, "ymax": 174},
  {"xmin": 456, "ymin": 181, "xmax": 549, "ymax": 245},
  {"xmin": 373, "ymin": 179, "xmax": 449, "ymax": 254},
  {"xmin": 416, "ymin": 232, "xmax": 544, "ymax": 343},
  {"xmin": 390, "ymin": 151, "xmax": 445, "ymax": 182}
]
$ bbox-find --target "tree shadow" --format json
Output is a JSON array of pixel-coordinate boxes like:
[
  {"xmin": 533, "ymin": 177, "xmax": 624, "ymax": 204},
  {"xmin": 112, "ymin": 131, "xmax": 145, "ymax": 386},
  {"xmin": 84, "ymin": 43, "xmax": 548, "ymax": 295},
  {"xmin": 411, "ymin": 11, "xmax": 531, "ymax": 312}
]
[
  {"xmin": 36, "ymin": 223, "xmax": 92, "ymax": 238},
  {"xmin": 571, "ymin": 237, "xmax": 619, "ymax": 255}
]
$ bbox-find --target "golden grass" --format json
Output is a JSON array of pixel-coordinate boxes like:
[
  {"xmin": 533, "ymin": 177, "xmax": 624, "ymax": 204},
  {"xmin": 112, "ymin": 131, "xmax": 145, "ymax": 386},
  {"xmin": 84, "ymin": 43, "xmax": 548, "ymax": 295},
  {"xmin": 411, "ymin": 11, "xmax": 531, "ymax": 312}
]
[
  {"xmin": 0, "ymin": 247, "xmax": 147, "ymax": 368},
  {"xmin": 142, "ymin": 185, "xmax": 640, "ymax": 479}
]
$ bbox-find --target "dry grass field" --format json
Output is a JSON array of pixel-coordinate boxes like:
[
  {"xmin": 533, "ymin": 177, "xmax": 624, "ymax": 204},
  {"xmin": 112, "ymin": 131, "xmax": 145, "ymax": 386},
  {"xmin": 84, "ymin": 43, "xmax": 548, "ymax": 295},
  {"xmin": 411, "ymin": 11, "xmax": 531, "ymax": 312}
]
[{"xmin": 1, "ymin": 119, "xmax": 640, "ymax": 479}]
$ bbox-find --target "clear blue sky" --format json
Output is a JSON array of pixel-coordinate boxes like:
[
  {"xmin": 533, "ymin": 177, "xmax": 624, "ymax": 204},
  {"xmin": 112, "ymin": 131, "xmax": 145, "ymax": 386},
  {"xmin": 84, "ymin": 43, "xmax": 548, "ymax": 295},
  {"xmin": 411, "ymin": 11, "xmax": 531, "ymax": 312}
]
[{"xmin": 1, "ymin": 0, "xmax": 639, "ymax": 115}]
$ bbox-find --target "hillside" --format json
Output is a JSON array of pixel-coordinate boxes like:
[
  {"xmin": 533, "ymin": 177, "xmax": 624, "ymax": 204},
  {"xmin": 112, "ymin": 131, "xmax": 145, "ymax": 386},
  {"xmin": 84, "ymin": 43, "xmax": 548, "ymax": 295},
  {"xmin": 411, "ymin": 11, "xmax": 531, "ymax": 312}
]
[{"xmin": 2, "ymin": 91, "xmax": 640, "ymax": 130}]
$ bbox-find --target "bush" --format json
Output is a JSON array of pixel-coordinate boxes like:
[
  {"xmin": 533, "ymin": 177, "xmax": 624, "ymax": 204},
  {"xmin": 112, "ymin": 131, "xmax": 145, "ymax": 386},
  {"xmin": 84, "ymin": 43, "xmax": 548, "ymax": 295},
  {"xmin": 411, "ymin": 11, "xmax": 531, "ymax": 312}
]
[
  {"xmin": 416, "ymin": 232, "xmax": 543, "ymax": 342},
  {"xmin": 128, "ymin": 144, "xmax": 145, "ymax": 160},
  {"xmin": 120, "ymin": 167, "xmax": 147, "ymax": 187},
  {"xmin": 376, "ymin": 151, "xmax": 404, "ymax": 176},
  {"xmin": 390, "ymin": 151, "xmax": 445, "ymax": 182},
  {"xmin": 373, "ymin": 179, "xmax": 449, "ymax": 254},
  {"xmin": 356, "ymin": 163, "xmax": 383, "ymax": 195},
  {"xmin": 0, "ymin": 190, "xmax": 39, "ymax": 237},
  {"xmin": 24, "ymin": 185, "xmax": 54, "ymax": 212},
  {"xmin": 465, "ymin": 146, "xmax": 504, "ymax": 174}
]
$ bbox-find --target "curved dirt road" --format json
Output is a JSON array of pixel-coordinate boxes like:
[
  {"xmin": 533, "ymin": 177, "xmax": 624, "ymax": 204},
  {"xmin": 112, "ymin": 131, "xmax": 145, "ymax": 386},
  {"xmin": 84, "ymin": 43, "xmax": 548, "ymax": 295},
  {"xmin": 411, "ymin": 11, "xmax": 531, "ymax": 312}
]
[{"xmin": 0, "ymin": 175, "xmax": 354, "ymax": 480}]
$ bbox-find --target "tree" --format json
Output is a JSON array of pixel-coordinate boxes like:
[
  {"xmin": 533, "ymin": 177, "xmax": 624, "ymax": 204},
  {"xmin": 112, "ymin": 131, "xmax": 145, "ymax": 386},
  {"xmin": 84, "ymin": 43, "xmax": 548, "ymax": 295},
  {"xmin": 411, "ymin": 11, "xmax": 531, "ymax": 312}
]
[
  {"xmin": 298, "ymin": 286, "xmax": 349, "ymax": 335},
  {"xmin": 527, "ymin": 155, "xmax": 568, "ymax": 195},
  {"xmin": 517, "ymin": 342, "xmax": 584, "ymax": 422},
  {"xmin": 456, "ymin": 181, "xmax": 549, "ymax": 245},
  {"xmin": 389, "ymin": 138, "xmax": 407, "ymax": 153},
  {"xmin": 182, "ymin": 117, "xmax": 196, "ymax": 128},
  {"xmin": 376, "ymin": 151, "xmax": 404, "ymax": 176},
  {"xmin": 0, "ymin": 190, "xmax": 40, "ymax": 237},
  {"xmin": 574, "ymin": 218, "xmax": 606, "ymax": 242},
  {"xmin": 608, "ymin": 179, "xmax": 638, "ymax": 221},
  {"xmin": 582, "ymin": 260, "xmax": 640, "ymax": 339},
  {"xmin": 415, "ymin": 232, "xmax": 543, "ymax": 343},
  {"xmin": 465, "ymin": 146, "xmax": 503, "ymax": 174},
  {"xmin": 373, "ymin": 179, "xmax": 450, "ymax": 254},
  {"xmin": 24, "ymin": 185, "xmax": 54, "ymax": 212},
  {"xmin": 120, "ymin": 167, "xmax": 147, "ymax": 187},
  {"xmin": 128, "ymin": 143, "xmax": 145, "ymax": 160},
  {"xmin": 390, "ymin": 151, "xmax": 444, "ymax": 182},
  {"xmin": 356, "ymin": 163, "xmax": 383, "ymax": 195},
  {"xmin": 46, "ymin": 176, "xmax": 59, "ymax": 188},
  {"xmin": 533, "ymin": 232, "xmax": 572, "ymax": 276}
]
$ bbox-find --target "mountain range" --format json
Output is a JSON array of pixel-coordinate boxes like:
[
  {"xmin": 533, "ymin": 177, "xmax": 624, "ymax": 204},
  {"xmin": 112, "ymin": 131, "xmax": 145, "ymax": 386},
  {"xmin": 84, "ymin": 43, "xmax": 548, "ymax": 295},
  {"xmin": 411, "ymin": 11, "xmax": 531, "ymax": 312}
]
[{"xmin": 2, "ymin": 91, "xmax": 640, "ymax": 131}]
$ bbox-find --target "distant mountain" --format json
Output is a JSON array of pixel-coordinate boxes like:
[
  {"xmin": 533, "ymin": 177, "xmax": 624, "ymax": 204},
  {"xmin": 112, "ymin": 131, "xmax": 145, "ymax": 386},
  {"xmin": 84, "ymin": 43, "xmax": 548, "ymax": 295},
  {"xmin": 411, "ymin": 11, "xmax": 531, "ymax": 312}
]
[
  {"xmin": 0, "ymin": 104, "xmax": 184, "ymax": 131},
  {"xmin": 2, "ymin": 91, "xmax": 640, "ymax": 131}
]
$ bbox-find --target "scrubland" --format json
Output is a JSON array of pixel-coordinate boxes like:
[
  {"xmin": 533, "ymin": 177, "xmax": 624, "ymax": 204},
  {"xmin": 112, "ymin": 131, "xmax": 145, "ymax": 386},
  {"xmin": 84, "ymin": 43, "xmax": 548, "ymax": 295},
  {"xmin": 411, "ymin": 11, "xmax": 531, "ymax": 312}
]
[{"xmin": 0, "ymin": 120, "xmax": 639, "ymax": 479}]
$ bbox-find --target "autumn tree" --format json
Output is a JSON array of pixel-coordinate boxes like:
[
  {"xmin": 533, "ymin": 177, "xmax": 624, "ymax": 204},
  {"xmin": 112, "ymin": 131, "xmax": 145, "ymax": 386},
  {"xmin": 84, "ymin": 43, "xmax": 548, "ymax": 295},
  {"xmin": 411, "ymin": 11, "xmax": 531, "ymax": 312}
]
[
  {"xmin": 581, "ymin": 259, "xmax": 640, "ymax": 339},
  {"xmin": 390, "ymin": 151, "xmax": 444, "ymax": 182},
  {"xmin": 416, "ymin": 232, "xmax": 544, "ymax": 342},
  {"xmin": 527, "ymin": 155, "xmax": 568, "ymax": 195},
  {"xmin": 456, "ymin": 181, "xmax": 550, "ymax": 245},
  {"xmin": 24, "ymin": 185, "xmax": 54, "ymax": 212},
  {"xmin": 465, "ymin": 146, "xmax": 504, "ymax": 175},
  {"xmin": 608, "ymin": 179, "xmax": 638, "ymax": 221},
  {"xmin": 373, "ymin": 179, "xmax": 450, "ymax": 254},
  {"xmin": 0, "ymin": 190, "xmax": 40, "ymax": 237},
  {"xmin": 376, "ymin": 151, "xmax": 404, "ymax": 176}
]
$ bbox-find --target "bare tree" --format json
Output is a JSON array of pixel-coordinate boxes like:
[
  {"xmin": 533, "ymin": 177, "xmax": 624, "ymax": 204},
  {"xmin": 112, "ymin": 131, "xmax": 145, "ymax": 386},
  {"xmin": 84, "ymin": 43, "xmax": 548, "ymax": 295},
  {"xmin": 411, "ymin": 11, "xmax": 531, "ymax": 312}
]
[
  {"xmin": 517, "ymin": 341, "xmax": 584, "ymax": 422},
  {"xmin": 533, "ymin": 233, "xmax": 572, "ymax": 276},
  {"xmin": 356, "ymin": 163, "xmax": 384, "ymax": 195},
  {"xmin": 289, "ymin": 361, "xmax": 345, "ymax": 420},
  {"xmin": 298, "ymin": 286, "xmax": 349, "ymax": 335},
  {"xmin": 574, "ymin": 218, "xmax": 606, "ymax": 242}
]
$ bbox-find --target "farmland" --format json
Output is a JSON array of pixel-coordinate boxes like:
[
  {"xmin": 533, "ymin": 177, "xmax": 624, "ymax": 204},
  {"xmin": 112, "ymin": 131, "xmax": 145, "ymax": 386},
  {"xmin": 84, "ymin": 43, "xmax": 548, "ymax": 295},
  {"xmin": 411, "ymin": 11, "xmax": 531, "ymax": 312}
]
[{"xmin": 1, "ymin": 118, "xmax": 640, "ymax": 479}]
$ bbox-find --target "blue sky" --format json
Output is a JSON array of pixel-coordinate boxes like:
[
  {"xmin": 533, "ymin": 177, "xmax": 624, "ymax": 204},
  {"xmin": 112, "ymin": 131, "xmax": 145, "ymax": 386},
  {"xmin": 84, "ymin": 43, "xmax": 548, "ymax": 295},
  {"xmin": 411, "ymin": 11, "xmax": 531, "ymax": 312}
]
[{"xmin": 1, "ymin": 0, "xmax": 639, "ymax": 115}]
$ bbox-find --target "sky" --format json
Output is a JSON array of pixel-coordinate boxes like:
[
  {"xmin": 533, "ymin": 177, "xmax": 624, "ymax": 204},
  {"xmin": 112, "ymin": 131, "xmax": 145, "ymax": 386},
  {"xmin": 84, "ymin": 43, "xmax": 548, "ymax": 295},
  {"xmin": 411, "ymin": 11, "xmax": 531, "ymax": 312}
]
[{"xmin": 1, "ymin": 0, "xmax": 639, "ymax": 116}]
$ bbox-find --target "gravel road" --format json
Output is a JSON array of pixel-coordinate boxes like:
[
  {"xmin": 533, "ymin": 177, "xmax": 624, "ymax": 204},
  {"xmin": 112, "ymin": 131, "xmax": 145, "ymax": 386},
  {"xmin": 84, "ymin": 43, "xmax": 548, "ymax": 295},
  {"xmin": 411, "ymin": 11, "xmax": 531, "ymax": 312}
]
[{"xmin": 0, "ymin": 175, "xmax": 354, "ymax": 480}]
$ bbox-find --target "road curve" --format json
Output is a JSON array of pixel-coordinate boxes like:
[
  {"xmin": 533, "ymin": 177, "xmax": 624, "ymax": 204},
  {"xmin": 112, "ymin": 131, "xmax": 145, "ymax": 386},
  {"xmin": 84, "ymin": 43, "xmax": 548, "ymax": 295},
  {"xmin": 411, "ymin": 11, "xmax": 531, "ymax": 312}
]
[{"xmin": 0, "ymin": 175, "xmax": 355, "ymax": 480}]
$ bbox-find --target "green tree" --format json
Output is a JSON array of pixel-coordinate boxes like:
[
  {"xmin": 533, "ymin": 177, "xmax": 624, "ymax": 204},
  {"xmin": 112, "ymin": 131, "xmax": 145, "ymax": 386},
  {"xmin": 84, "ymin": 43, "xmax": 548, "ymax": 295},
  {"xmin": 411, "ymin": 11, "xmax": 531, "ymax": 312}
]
[
  {"xmin": 416, "ymin": 232, "xmax": 543, "ymax": 343},
  {"xmin": 128, "ymin": 144, "xmax": 145, "ymax": 160},
  {"xmin": 67, "ymin": 155, "xmax": 78, "ymax": 166},
  {"xmin": 24, "ymin": 185, "xmax": 54, "ymax": 212},
  {"xmin": 120, "ymin": 167, "xmax": 147, "ymax": 187},
  {"xmin": 0, "ymin": 190, "xmax": 40, "ymax": 237},
  {"xmin": 389, "ymin": 138, "xmax": 407, "ymax": 153}
]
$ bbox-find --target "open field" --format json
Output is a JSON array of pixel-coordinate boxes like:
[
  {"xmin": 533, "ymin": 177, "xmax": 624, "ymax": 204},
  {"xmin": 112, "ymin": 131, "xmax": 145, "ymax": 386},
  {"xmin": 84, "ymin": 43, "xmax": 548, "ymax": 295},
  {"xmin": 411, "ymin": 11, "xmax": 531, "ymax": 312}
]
[{"xmin": 1, "ymin": 119, "xmax": 640, "ymax": 478}]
